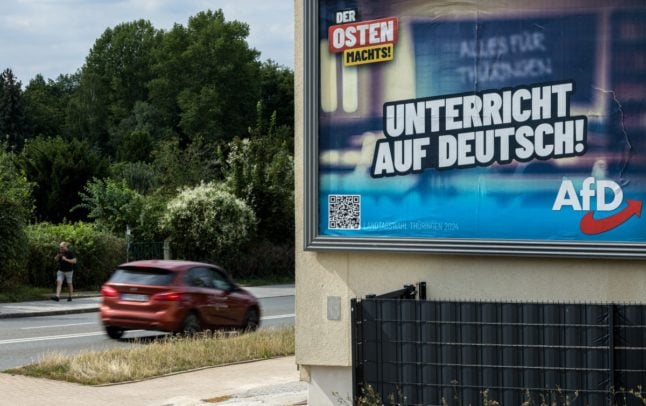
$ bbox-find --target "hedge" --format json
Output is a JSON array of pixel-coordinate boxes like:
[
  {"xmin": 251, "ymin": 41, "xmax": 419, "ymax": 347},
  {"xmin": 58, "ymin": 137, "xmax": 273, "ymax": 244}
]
[
  {"xmin": 170, "ymin": 239, "xmax": 295, "ymax": 282},
  {"xmin": 225, "ymin": 240, "xmax": 294, "ymax": 281},
  {"xmin": 25, "ymin": 223, "xmax": 127, "ymax": 289},
  {"xmin": 0, "ymin": 198, "xmax": 29, "ymax": 289}
]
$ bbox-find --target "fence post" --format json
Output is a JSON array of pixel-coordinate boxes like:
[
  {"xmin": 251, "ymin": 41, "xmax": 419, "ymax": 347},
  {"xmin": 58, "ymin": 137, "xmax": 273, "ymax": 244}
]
[
  {"xmin": 608, "ymin": 304, "xmax": 615, "ymax": 403},
  {"xmin": 125, "ymin": 225, "xmax": 132, "ymax": 262},
  {"xmin": 163, "ymin": 238, "xmax": 172, "ymax": 260},
  {"xmin": 351, "ymin": 298, "xmax": 360, "ymax": 403}
]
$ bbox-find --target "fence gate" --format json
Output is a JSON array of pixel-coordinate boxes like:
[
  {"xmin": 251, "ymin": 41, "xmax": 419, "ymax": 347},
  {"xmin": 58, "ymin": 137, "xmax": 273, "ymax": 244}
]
[{"xmin": 351, "ymin": 288, "xmax": 646, "ymax": 405}]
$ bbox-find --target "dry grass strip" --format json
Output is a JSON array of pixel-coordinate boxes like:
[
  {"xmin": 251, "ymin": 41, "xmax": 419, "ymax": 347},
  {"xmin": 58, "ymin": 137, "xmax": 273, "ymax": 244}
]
[{"xmin": 5, "ymin": 327, "xmax": 294, "ymax": 385}]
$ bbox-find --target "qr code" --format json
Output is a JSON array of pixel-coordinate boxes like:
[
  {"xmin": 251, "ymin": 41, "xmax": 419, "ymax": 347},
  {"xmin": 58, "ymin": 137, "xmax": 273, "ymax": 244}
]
[{"xmin": 329, "ymin": 195, "xmax": 361, "ymax": 230}]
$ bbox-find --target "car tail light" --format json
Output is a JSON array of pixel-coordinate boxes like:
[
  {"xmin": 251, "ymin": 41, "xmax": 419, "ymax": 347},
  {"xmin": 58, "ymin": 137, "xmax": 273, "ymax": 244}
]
[
  {"xmin": 151, "ymin": 292, "xmax": 182, "ymax": 302},
  {"xmin": 101, "ymin": 285, "xmax": 119, "ymax": 298}
]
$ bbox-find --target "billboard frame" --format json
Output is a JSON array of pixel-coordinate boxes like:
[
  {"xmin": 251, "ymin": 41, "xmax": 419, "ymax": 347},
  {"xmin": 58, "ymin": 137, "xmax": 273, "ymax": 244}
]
[{"xmin": 302, "ymin": 0, "xmax": 646, "ymax": 259}]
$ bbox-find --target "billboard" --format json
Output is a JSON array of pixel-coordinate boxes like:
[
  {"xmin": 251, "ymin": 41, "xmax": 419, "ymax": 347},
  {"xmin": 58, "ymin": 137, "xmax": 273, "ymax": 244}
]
[{"xmin": 304, "ymin": 0, "xmax": 646, "ymax": 258}]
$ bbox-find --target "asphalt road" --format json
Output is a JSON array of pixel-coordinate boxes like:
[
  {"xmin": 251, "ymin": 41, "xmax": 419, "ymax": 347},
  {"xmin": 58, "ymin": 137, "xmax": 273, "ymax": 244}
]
[{"xmin": 0, "ymin": 295, "xmax": 294, "ymax": 370}]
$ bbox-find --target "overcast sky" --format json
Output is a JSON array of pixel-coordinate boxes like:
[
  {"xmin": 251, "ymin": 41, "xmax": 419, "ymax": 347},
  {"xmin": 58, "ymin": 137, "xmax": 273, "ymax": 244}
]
[{"xmin": 0, "ymin": 0, "xmax": 294, "ymax": 85}]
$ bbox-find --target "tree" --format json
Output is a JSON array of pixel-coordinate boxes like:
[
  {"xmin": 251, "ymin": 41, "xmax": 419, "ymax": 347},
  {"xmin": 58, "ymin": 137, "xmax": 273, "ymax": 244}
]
[
  {"xmin": 109, "ymin": 161, "xmax": 159, "ymax": 195},
  {"xmin": 0, "ymin": 68, "xmax": 28, "ymax": 151},
  {"xmin": 70, "ymin": 20, "xmax": 160, "ymax": 153},
  {"xmin": 150, "ymin": 10, "xmax": 261, "ymax": 143},
  {"xmin": 151, "ymin": 136, "xmax": 222, "ymax": 194},
  {"xmin": 160, "ymin": 182, "xmax": 256, "ymax": 262},
  {"xmin": 64, "ymin": 70, "xmax": 109, "ymax": 148},
  {"xmin": 109, "ymin": 101, "xmax": 170, "ymax": 162},
  {"xmin": 225, "ymin": 135, "xmax": 294, "ymax": 243},
  {"xmin": 258, "ymin": 60, "xmax": 294, "ymax": 131},
  {"xmin": 20, "ymin": 136, "xmax": 109, "ymax": 222},
  {"xmin": 23, "ymin": 74, "xmax": 76, "ymax": 138}
]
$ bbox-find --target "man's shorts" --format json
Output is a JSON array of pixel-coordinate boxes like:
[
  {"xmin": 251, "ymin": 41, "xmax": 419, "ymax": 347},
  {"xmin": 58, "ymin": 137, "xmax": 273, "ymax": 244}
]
[{"xmin": 56, "ymin": 270, "xmax": 73, "ymax": 284}]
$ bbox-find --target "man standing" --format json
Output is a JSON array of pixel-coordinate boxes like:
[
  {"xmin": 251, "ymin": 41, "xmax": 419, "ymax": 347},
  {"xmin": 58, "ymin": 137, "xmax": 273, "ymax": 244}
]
[{"xmin": 52, "ymin": 241, "xmax": 77, "ymax": 302}]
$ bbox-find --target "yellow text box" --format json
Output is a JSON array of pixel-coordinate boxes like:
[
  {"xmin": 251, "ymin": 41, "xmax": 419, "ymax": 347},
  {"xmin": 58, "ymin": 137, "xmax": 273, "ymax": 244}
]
[{"xmin": 343, "ymin": 44, "xmax": 394, "ymax": 66}]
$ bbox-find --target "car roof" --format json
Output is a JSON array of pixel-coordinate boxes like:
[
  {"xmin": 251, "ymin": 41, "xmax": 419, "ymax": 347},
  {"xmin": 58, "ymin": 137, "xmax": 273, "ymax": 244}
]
[{"xmin": 118, "ymin": 259, "xmax": 221, "ymax": 272}]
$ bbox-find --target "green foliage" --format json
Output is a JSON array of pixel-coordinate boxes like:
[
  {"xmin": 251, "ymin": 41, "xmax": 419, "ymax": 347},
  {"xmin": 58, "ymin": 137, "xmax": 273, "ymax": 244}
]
[
  {"xmin": 23, "ymin": 74, "xmax": 76, "ymax": 138},
  {"xmin": 20, "ymin": 136, "xmax": 109, "ymax": 222},
  {"xmin": 151, "ymin": 136, "xmax": 222, "ymax": 193},
  {"xmin": 1, "ymin": 10, "xmax": 297, "ymax": 287},
  {"xmin": 0, "ymin": 146, "xmax": 34, "ymax": 220},
  {"xmin": 0, "ymin": 146, "xmax": 34, "ymax": 288},
  {"xmin": 64, "ymin": 70, "xmax": 109, "ymax": 148},
  {"xmin": 74, "ymin": 178, "xmax": 144, "ymax": 235},
  {"xmin": 258, "ymin": 60, "xmax": 294, "ymax": 131},
  {"xmin": 135, "ymin": 193, "xmax": 169, "ymax": 241},
  {"xmin": 177, "ymin": 85, "xmax": 224, "ymax": 141},
  {"xmin": 0, "ymin": 197, "xmax": 29, "ymax": 288},
  {"xmin": 110, "ymin": 101, "xmax": 170, "ymax": 162},
  {"xmin": 25, "ymin": 222, "xmax": 126, "ymax": 288},
  {"xmin": 109, "ymin": 161, "xmax": 159, "ymax": 194},
  {"xmin": 150, "ymin": 9, "xmax": 260, "ymax": 142},
  {"xmin": 161, "ymin": 182, "xmax": 256, "ymax": 262},
  {"xmin": 0, "ymin": 68, "xmax": 28, "ymax": 151},
  {"xmin": 74, "ymin": 177, "xmax": 169, "ymax": 242},
  {"xmin": 225, "ymin": 136, "xmax": 294, "ymax": 243},
  {"xmin": 71, "ymin": 20, "xmax": 160, "ymax": 153}
]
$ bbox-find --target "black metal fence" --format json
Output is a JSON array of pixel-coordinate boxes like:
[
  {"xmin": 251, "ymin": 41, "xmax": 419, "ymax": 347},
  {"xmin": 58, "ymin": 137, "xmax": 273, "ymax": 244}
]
[
  {"xmin": 127, "ymin": 241, "xmax": 165, "ymax": 261},
  {"xmin": 351, "ymin": 292, "xmax": 646, "ymax": 405}
]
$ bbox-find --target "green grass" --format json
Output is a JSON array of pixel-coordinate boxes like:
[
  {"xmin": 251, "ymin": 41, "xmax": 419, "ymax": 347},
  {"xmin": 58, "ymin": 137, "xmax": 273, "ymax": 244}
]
[
  {"xmin": 4, "ymin": 327, "xmax": 295, "ymax": 385},
  {"xmin": 0, "ymin": 286, "xmax": 53, "ymax": 303}
]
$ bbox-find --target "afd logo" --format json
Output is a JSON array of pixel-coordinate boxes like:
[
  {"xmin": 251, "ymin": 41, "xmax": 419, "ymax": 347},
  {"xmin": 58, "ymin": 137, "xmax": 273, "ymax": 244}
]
[{"xmin": 552, "ymin": 177, "xmax": 642, "ymax": 235}]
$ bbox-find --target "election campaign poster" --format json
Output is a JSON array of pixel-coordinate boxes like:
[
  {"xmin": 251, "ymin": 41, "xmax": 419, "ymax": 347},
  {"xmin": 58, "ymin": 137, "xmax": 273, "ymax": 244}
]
[{"xmin": 304, "ymin": 0, "xmax": 646, "ymax": 258}]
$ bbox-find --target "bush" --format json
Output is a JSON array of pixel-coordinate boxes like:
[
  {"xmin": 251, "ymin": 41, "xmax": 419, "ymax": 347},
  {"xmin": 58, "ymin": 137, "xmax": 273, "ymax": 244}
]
[
  {"xmin": 0, "ymin": 198, "xmax": 29, "ymax": 288},
  {"xmin": 161, "ymin": 182, "xmax": 256, "ymax": 263},
  {"xmin": 136, "ymin": 193, "xmax": 169, "ymax": 241},
  {"xmin": 25, "ymin": 222, "xmax": 126, "ymax": 289},
  {"xmin": 225, "ymin": 136, "xmax": 294, "ymax": 243},
  {"xmin": 0, "ymin": 146, "xmax": 34, "ymax": 220},
  {"xmin": 74, "ymin": 177, "xmax": 144, "ymax": 235},
  {"xmin": 20, "ymin": 136, "xmax": 109, "ymax": 223}
]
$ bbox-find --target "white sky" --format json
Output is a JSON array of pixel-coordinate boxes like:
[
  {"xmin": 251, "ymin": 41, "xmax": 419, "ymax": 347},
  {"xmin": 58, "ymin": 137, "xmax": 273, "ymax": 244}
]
[{"xmin": 0, "ymin": 0, "xmax": 294, "ymax": 85}]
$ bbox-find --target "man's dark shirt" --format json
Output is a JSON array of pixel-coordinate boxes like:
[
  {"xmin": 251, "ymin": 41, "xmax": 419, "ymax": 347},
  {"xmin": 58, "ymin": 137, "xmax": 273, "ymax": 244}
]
[{"xmin": 58, "ymin": 251, "xmax": 75, "ymax": 272}]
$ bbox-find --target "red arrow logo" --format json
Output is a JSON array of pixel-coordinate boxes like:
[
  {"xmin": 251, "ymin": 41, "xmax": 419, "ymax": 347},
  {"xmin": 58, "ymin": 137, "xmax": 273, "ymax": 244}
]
[{"xmin": 580, "ymin": 200, "xmax": 643, "ymax": 235}]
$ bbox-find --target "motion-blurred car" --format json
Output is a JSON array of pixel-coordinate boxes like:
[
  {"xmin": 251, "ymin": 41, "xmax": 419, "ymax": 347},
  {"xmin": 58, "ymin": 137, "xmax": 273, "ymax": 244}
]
[{"xmin": 100, "ymin": 260, "xmax": 260, "ymax": 339}]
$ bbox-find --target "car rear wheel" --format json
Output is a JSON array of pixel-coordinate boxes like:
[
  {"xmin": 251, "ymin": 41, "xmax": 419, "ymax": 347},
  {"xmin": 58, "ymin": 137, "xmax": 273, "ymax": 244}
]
[
  {"xmin": 243, "ymin": 308, "xmax": 260, "ymax": 332},
  {"xmin": 181, "ymin": 312, "xmax": 201, "ymax": 335},
  {"xmin": 105, "ymin": 326, "xmax": 124, "ymax": 340}
]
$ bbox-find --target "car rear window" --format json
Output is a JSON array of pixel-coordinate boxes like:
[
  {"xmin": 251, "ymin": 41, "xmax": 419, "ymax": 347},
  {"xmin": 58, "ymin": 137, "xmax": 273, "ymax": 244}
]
[{"xmin": 109, "ymin": 268, "xmax": 176, "ymax": 286}]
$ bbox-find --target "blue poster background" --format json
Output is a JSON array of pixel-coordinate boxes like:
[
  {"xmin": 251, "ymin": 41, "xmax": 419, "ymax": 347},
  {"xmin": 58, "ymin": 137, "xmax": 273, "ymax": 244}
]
[{"xmin": 318, "ymin": 1, "xmax": 646, "ymax": 243}]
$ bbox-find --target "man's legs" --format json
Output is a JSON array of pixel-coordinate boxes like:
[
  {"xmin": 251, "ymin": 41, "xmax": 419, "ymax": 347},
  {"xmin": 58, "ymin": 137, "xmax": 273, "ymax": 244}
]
[
  {"xmin": 66, "ymin": 272, "xmax": 74, "ymax": 301},
  {"xmin": 52, "ymin": 271, "xmax": 63, "ymax": 301}
]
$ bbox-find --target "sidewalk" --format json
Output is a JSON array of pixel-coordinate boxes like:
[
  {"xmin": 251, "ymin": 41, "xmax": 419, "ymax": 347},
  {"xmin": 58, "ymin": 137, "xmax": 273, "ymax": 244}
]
[
  {"xmin": 0, "ymin": 284, "xmax": 295, "ymax": 319},
  {"xmin": 0, "ymin": 356, "xmax": 306, "ymax": 406}
]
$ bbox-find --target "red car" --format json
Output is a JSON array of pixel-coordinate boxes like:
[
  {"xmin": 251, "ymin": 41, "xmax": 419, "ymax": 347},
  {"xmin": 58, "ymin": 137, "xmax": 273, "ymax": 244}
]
[{"xmin": 100, "ymin": 260, "xmax": 260, "ymax": 339}]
